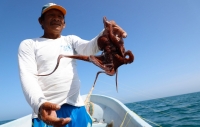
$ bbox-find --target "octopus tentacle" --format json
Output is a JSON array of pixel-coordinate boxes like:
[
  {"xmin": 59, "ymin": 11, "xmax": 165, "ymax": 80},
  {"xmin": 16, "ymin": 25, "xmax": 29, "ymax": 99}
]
[
  {"xmin": 124, "ymin": 50, "xmax": 134, "ymax": 64},
  {"xmin": 37, "ymin": 55, "xmax": 90, "ymax": 76}
]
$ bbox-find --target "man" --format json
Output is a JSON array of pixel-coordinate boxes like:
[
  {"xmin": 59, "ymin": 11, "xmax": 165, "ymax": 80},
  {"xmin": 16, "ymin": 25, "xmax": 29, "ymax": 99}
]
[{"xmin": 18, "ymin": 3, "xmax": 126, "ymax": 127}]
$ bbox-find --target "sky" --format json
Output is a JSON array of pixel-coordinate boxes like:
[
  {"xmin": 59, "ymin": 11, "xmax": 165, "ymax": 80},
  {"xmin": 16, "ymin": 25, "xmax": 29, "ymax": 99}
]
[{"xmin": 0, "ymin": 0, "xmax": 200, "ymax": 121}]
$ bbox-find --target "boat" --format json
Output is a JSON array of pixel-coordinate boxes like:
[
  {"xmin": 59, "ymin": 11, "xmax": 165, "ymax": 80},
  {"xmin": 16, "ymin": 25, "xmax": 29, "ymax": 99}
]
[{"xmin": 0, "ymin": 94, "xmax": 152, "ymax": 127}]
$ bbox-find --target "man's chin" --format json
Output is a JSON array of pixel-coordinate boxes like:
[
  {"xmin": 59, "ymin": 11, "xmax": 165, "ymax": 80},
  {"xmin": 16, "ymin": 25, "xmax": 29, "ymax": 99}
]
[
  {"xmin": 51, "ymin": 27, "xmax": 63, "ymax": 32},
  {"xmin": 51, "ymin": 25, "xmax": 62, "ymax": 29},
  {"xmin": 44, "ymin": 26, "xmax": 63, "ymax": 34}
]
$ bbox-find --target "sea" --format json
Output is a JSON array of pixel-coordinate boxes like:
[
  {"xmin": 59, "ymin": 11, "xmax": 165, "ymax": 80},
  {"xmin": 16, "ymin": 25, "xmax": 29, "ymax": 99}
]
[
  {"xmin": 125, "ymin": 91, "xmax": 200, "ymax": 127},
  {"xmin": 0, "ymin": 92, "xmax": 199, "ymax": 126}
]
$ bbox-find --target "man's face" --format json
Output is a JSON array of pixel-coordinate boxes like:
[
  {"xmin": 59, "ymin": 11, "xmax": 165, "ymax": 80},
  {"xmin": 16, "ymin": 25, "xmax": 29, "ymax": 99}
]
[{"xmin": 39, "ymin": 9, "xmax": 65, "ymax": 34}]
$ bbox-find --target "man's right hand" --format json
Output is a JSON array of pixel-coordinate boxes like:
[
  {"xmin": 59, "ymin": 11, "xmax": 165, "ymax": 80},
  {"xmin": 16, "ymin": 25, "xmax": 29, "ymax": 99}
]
[
  {"xmin": 103, "ymin": 16, "xmax": 127, "ymax": 39},
  {"xmin": 38, "ymin": 102, "xmax": 71, "ymax": 127}
]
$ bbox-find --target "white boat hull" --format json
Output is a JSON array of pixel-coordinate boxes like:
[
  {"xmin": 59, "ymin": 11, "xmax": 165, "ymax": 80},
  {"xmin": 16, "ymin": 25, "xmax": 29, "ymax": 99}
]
[
  {"xmin": 85, "ymin": 94, "xmax": 152, "ymax": 127},
  {"xmin": 0, "ymin": 94, "xmax": 152, "ymax": 127}
]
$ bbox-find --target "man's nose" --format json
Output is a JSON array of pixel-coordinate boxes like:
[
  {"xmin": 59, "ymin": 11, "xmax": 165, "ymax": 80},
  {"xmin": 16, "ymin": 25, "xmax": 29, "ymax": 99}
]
[{"xmin": 52, "ymin": 16, "xmax": 61, "ymax": 21}]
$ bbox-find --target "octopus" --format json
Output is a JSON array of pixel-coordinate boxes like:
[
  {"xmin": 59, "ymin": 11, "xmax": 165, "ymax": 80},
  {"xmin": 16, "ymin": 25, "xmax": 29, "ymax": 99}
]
[{"xmin": 37, "ymin": 17, "xmax": 134, "ymax": 92}]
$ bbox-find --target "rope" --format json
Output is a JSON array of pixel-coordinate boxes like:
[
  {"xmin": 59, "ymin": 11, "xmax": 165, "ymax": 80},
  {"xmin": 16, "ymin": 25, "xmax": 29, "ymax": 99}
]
[
  {"xmin": 130, "ymin": 109, "xmax": 162, "ymax": 127},
  {"xmin": 118, "ymin": 107, "xmax": 162, "ymax": 127},
  {"xmin": 93, "ymin": 88, "xmax": 164, "ymax": 126},
  {"xmin": 87, "ymin": 79, "xmax": 186, "ymax": 126},
  {"xmin": 120, "ymin": 112, "xmax": 128, "ymax": 127},
  {"xmin": 96, "ymin": 80, "xmax": 190, "ymax": 119},
  {"xmin": 124, "ymin": 115, "xmax": 131, "ymax": 127},
  {"xmin": 141, "ymin": 117, "xmax": 162, "ymax": 127},
  {"xmin": 84, "ymin": 71, "xmax": 104, "ymax": 106},
  {"xmin": 84, "ymin": 86, "xmax": 94, "ymax": 105}
]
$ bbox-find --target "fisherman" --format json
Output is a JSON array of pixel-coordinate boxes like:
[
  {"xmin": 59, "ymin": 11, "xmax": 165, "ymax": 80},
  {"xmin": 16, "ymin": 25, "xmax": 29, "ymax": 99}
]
[{"xmin": 18, "ymin": 3, "xmax": 126, "ymax": 127}]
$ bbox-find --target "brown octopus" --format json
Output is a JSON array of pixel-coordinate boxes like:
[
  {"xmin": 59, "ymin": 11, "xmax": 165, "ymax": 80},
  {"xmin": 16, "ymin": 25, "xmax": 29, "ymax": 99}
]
[{"xmin": 37, "ymin": 17, "xmax": 134, "ymax": 92}]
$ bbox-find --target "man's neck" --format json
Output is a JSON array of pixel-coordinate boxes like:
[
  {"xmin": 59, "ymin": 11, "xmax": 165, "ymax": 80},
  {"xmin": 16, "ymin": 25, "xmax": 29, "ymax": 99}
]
[{"xmin": 41, "ymin": 33, "xmax": 61, "ymax": 39}]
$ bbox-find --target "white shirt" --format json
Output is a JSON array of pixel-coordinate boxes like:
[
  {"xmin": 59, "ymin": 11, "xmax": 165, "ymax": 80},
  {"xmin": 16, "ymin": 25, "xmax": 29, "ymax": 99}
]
[{"xmin": 18, "ymin": 34, "xmax": 101, "ymax": 118}]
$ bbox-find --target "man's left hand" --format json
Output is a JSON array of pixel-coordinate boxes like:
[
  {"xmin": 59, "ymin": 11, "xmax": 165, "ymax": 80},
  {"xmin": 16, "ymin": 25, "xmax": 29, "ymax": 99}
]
[{"xmin": 39, "ymin": 102, "xmax": 71, "ymax": 127}]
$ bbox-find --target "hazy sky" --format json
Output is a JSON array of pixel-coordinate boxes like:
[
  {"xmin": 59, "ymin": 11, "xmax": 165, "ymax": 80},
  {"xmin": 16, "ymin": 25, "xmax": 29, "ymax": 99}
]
[{"xmin": 0, "ymin": 0, "xmax": 200, "ymax": 121}]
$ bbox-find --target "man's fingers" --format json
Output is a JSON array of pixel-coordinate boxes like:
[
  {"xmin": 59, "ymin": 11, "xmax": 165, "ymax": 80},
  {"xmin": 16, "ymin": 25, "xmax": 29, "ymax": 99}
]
[
  {"xmin": 39, "ymin": 102, "xmax": 70, "ymax": 126},
  {"xmin": 113, "ymin": 25, "xmax": 127, "ymax": 38},
  {"xmin": 42, "ymin": 102, "xmax": 60, "ymax": 110},
  {"xmin": 44, "ymin": 116, "xmax": 71, "ymax": 126},
  {"xmin": 103, "ymin": 17, "xmax": 127, "ymax": 38},
  {"xmin": 53, "ymin": 117, "xmax": 71, "ymax": 126}
]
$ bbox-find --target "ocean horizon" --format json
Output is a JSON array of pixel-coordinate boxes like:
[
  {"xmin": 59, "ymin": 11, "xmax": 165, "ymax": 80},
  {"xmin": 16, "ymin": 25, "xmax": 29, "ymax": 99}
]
[
  {"xmin": 1, "ymin": 91, "xmax": 200, "ymax": 126},
  {"xmin": 126, "ymin": 91, "xmax": 200, "ymax": 126},
  {"xmin": 0, "ymin": 119, "xmax": 15, "ymax": 126}
]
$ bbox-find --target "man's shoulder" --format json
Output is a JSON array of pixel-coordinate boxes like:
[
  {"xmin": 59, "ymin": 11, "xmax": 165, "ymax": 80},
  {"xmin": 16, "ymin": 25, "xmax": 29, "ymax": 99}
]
[
  {"xmin": 19, "ymin": 38, "xmax": 44, "ymax": 49},
  {"xmin": 62, "ymin": 35, "xmax": 80, "ymax": 39},
  {"xmin": 21, "ymin": 38, "xmax": 41, "ymax": 43},
  {"xmin": 62, "ymin": 35, "xmax": 81, "ymax": 42}
]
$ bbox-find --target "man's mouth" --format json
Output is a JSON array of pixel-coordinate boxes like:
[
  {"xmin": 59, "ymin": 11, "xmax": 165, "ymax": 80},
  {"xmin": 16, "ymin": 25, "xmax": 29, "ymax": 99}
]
[{"xmin": 50, "ymin": 22, "xmax": 61, "ymax": 26}]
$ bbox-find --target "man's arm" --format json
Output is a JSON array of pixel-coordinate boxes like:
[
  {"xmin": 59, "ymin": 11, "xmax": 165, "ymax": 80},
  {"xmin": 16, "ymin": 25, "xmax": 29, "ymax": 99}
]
[
  {"xmin": 18, "ymin": 39, "xmax": 47, "ymax": 115},
  {"xmin": 70, "ymin": 30, "xmax": 104, "ymax": 56},
  {"xmin": 71, "ymin": 17, "xmax": 127, "ymax": 56},
  {"xmin": 18, "ymin": 40, "xmax": 71, "ymax": 126}
]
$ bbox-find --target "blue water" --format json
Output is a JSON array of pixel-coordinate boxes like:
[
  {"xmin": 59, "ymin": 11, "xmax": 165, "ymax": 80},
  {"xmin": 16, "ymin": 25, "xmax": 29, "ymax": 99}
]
[
  {"xmin": 0, "ymin": 119, "xmax": 15, "ymax": 125},
  {"xmin": 1, "ymin": 92, "xmax": 200, "ymax": 126},
  {"xmin": 125, "ymin": 91, "xmax": 200, "ymax": 127}
]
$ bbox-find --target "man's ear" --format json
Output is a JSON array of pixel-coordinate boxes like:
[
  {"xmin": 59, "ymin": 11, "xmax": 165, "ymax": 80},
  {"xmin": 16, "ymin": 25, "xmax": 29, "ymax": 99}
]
[
  {"xmin": 63, "ymin": 22, "xmax": 66, "ymax": 28},
  {"xmin": 38, "ymin": 17, "xmax": 42, "ymax": 25},
  {"xmin": 38, "ymin": 17, "xmax": 41, "ymax": 25},
  {"xmin": 38, "ymin": 17, "xmax": 44, "ymax": 29}
]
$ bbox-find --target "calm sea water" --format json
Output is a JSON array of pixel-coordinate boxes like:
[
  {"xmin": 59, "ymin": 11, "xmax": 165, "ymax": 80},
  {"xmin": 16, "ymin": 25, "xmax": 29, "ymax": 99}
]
[
  {"xmin": 1, "ymin": 92, "xmax": 200, "ymax": 126},
  {"xmin": 0, "ymin": 120, "xmax": 15, "ymax": 125},
  {"xmin": 125, "ymin": 91, "xmax": 200, "ymax": 127}
]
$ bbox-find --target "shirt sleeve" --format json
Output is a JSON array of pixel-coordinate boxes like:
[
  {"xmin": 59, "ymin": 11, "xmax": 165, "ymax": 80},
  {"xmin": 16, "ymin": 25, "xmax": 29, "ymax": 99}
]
[
  {"xmin": 18, "ymin": 39, "xmax": 47, "ymax": 115},
  {"xmin": 70, "ymin": 30, "xmax": 104, "ymax": 55}
]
